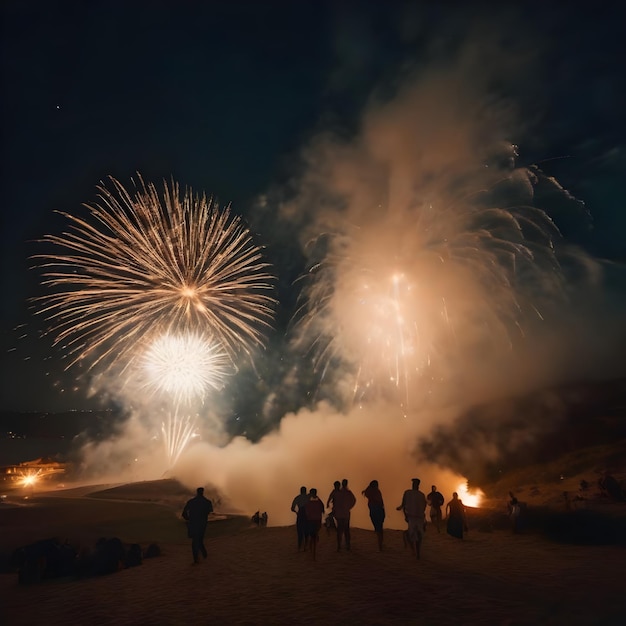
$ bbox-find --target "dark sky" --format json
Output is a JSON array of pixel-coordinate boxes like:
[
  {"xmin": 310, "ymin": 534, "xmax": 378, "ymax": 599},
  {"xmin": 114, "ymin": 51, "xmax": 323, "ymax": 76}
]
[{"xmin": 1, "ymin": 0, "xmax": 625, "ymax": 413}]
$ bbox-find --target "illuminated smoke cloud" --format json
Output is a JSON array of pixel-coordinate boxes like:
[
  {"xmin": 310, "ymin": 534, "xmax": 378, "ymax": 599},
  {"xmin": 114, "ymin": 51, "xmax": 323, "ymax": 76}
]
[
  {"xmin": 167, "ymin": 30, "xmax": 621, "ymax": 527},
  {"xmin": 286, "ymin": 71, "xmax": 601, "ymax": 412},
  {"xmin": 36, "ymin": 176, "xmax": 275, "ymax": 469}
]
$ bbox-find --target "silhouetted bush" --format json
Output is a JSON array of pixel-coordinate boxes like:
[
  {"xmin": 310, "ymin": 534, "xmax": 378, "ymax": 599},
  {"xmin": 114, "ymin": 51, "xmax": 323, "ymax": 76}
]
[{"xmin": 10, "ymin": 538, "xmax": 77, "ymax": 584}]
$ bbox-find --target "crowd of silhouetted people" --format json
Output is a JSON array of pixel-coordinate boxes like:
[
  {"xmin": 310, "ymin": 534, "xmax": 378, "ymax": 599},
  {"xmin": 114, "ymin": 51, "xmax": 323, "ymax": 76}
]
[
  {"xmin": 11, "ymin": 471, "xmax": 624, "ymax": 582},
  {"xmin": 251, "ymin": 511, "xmax": 268, "ymax": 526},
  {"xmin": 289, "ymin": 478, "xmax": 471, "ymax": 560}
]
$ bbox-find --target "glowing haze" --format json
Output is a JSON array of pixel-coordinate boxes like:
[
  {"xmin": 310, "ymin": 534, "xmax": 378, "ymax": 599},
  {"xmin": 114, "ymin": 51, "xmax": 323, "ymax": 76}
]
[
  {"xmin": 36, "ymin": 176, "xmax": 276, "ymax": 466},
  {"xmin": 165, "ymin": 48, "xmax": 602, "ymax": 527},
  {"xmin": 173, "ymin": 403, "xmax": 484, "ymax": 530},
  {"xmin": 38, "ymin": 35, "xmax": 610, "ymax": 530},
  {"xmin": 289, "ymin": 71, "xmax": 593, "ymax": 411}
]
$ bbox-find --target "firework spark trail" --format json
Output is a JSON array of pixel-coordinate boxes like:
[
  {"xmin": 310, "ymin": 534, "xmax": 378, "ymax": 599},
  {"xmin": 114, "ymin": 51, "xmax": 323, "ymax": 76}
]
[
  {"xmin": 281, "ymin": 64, "xmax": 598, "ymax": 413},
  {"xmin": 35, "ymin": 175, "xmax": 275, "ymax": 372},
  {"xmin": 293, "ymin": 166, "xmax": 580, "ymax": 409},
  {"xmin": 138, "ymin": 332, "xmax": 230, "ymax": 466},
  {"xmin": 161, "ymin": 409, "xmax": 198, "ymax": 469}
]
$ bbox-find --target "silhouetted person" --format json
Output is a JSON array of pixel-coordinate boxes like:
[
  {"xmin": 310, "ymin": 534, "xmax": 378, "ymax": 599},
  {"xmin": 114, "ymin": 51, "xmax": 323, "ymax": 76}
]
[
  {"xmin": 362, "ymin": 479, "xmax": 385, "ymax": 551},
  {"xmin": 446, "ymin": 492, "xmax": 468, "ymax": 539},
  {"xmin": 182, "ymin": 487, "xmax": 214, "ymax": 564},
  {"xmin": 326, "ymin": 480, "xmax": 341, "ymax": 508},
  {"xmin": 426, "ymin": 485, "xmax": 445, "ymax": 533},
  {"xmin": 291, "ymin": 486, "xmax": 310, "ymax": 551},
  {"xmin": 333, "ymin": 478, "xmax": 357, "ymax": 551},
  {"xmin": 305, "ymin": 488, "xmax": 325, "ymax": 561},
  {"xmin": 396, "ymin": 478, "xmax": 427, "ymax": 559},
  {"xmin": 326, "ymin": 480, "xmax": 341, "ymax": 533},
  {"xmin": 508, "ymin": 491, "xmax": 521, "ymax": 533}
]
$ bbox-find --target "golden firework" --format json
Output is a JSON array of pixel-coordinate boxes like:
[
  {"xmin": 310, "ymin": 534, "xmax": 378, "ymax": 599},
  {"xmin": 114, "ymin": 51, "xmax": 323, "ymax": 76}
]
[{"xmin": 35, "ymin": 175, "xmax": 275, "ymax": 372}]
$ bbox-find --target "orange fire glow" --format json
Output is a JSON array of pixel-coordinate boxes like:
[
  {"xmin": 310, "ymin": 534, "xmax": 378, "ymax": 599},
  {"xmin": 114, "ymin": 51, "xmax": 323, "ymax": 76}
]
[{"xmin": 456, "ymin": 481, "xmax": 483, "ymax": 507}]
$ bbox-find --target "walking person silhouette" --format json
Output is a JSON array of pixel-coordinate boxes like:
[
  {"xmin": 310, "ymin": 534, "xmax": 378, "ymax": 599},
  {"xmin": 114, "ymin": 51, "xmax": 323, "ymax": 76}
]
[{"xmin": 182, "ymin": 487, "xmax": 214, "ymax": 564}]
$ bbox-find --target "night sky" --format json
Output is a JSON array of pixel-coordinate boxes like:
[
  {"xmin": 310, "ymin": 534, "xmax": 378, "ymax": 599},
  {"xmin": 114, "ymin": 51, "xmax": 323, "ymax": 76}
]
[{"xmin": 1, "ymin": 1, "xmax": 625, "ymax": 417}]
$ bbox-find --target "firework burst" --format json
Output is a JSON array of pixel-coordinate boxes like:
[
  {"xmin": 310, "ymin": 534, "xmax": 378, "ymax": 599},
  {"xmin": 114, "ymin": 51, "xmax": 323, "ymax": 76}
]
[
  {"xmin": 35, "ymin": 175, "xmax": 275, "ymax": 468},
  {"xmin": 34, "ymin": 175, "xmax": 275, "ymax": 372},
  {"xmin": 138, "ymin": 332, "xmax": 231, "ymax": 405},
  {"xmin": 294, "ymin": 165, "xmax": 579, "ymax": 409}
]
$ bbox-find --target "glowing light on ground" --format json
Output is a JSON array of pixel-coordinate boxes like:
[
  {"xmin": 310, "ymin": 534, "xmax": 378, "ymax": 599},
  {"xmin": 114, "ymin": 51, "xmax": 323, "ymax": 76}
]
[
  {"xmin": 456, "ymin": 481, "xmax": 483, "ymax": 507},
  {"xmin": 20, "ymin": 471, "xmax": 41, "ymax": 488}
]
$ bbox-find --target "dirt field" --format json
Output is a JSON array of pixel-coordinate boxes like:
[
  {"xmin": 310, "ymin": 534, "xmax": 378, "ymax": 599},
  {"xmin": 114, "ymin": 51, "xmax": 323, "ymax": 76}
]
[{"xmin": 1, "ymin": 480, "xmax": 625, "ymax": 625}]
